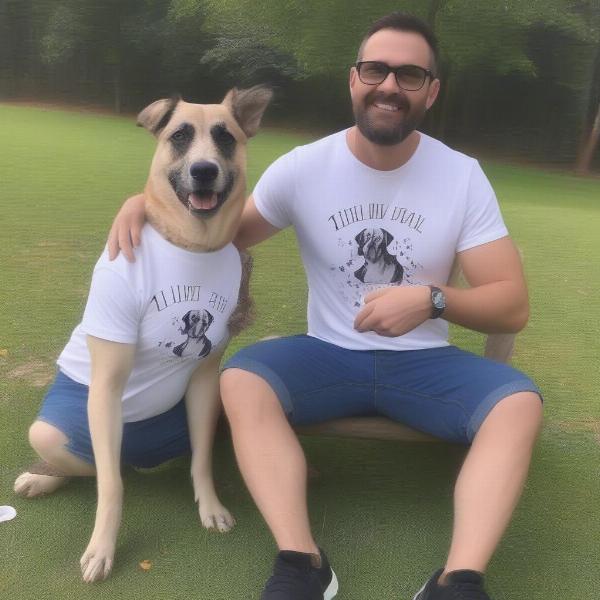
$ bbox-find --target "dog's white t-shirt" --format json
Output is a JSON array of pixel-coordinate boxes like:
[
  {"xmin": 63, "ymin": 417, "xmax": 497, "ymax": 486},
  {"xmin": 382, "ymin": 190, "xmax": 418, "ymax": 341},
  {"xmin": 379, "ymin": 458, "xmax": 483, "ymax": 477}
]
[
  {"xmin": 253, "ymin": 130, "xmax": 508, "ymax": 351},
  {"xmin": 57, "ymin": 224, "xmax": 241, "ymax": 422}
]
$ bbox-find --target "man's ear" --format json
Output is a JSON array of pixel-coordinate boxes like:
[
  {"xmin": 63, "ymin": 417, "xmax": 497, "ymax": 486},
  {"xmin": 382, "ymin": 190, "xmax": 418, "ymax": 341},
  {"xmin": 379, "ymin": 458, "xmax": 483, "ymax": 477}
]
[
  {"xmin": 426, "ymin": 78, "xmax": 440, "ymax": 111},
  {"xmin": 349, "ymin": 66, "xmax": 357, "ymax": 90},
  {"xmin": 136, "ymin": 95, "xmax": 181, "ymax": 135},
  {"xmin": 223, "ymin": 85, "xmax": 273, "ymax": 138}
]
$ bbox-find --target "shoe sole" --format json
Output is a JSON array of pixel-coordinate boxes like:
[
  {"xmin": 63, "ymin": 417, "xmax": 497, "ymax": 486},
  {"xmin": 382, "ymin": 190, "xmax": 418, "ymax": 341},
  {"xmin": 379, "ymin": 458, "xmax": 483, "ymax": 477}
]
[
  {"xmin": 412, "ymin": 580, "xmax": 427, "ymax": 600},
  {"xmin": 324, "ymin": 568, "xmax": 339, "ymax": 599}
]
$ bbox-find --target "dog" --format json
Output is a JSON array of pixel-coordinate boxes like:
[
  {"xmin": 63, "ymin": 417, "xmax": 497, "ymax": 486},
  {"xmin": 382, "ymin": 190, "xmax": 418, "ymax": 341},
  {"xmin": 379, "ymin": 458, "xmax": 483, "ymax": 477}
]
[
  {"xmin": 13, "ymin": 86, "xmax": 271, "ymax": 582},
  {"xmin": 353, "ymin": 227, "xmax": 404, "ymax": 284},
  {"xmin": 173, "ymin": 309, "xmax": 214, "ymax": 358}
]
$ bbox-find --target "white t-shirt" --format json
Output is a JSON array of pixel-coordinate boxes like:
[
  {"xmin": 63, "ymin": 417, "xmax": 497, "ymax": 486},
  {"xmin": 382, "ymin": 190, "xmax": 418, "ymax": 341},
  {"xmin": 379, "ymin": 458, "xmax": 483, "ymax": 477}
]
[
  {"xmin": 58, "ymin": 224, "xmax": 241, "ymax": 422},
  {"xmin": 253, "ymin": 130, "xmax": 508, "ymax": 351}
]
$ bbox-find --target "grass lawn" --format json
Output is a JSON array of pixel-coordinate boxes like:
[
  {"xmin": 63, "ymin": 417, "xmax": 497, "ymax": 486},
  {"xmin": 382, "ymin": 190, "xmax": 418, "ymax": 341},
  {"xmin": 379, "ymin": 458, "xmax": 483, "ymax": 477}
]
[{"xmin": 1, "ymin": 103, "xmax": 599, "ymax": 599}]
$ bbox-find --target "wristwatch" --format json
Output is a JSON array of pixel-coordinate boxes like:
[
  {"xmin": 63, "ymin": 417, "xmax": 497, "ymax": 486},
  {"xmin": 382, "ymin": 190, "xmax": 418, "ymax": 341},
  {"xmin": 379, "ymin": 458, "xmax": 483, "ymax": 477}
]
[{"xmin": 429, "ymin": 285, "xmax": 446, "ymax": 319}]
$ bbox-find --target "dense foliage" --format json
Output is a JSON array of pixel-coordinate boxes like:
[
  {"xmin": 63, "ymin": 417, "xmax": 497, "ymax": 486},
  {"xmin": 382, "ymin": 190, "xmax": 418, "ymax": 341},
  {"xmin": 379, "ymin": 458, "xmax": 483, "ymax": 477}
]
[{"xmin": 0, "ymin": 0, "xmax": 598, "ymax": 170}]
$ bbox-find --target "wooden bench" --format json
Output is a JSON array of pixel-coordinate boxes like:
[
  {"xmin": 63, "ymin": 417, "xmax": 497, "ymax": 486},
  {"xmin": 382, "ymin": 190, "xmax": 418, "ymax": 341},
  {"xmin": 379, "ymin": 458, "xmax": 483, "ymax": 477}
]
[{"xmin": 295, "ymin": 259, "xmax": 516, "ymax": 442}]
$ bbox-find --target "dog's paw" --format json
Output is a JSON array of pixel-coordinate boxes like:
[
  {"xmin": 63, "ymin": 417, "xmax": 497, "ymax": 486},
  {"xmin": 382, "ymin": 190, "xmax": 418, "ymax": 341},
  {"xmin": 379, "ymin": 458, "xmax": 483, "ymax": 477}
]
[
  {"xmin": 13, "ymin": 472, "xmax": 69, "ymax": 498},
  {"xmin": 198, "ymin": 500, "xmax": 236, "ymax": 533},
  {"xmin": 80, "ymin": 538, "xmax": 115, "ymax": 583}
]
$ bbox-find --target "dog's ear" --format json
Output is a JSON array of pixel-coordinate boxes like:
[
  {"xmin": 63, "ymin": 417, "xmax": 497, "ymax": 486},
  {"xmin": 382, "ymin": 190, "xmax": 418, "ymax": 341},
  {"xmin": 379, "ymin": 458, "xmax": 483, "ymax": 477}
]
[
  {"xmin": 381, "ymin": 228, "xmax": 393, "ymax": 247},
  {"xmin": 355, "ymin": 229, "xmax": 366, "ymax": 256},
  {"xmin": 180, "ymin": 310, "xmax": 191, "ymax": 330},
  {"xmin": 202, "ymin": 309, "xmax": 214, "ymax": 329},
  {"xmin": 137, "ymin": 95, "xmax": 181, "ymax": 136},
  {"xmin": 223, "ymin": 86, "xmax": 273, "ymax": 138}
]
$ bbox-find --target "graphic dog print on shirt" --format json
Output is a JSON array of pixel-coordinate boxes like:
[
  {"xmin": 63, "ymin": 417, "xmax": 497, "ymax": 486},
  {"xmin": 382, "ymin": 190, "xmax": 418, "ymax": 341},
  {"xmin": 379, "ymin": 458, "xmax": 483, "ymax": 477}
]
[
  {"xmin": 327, "ymin": 202, "xmax": 426, "ymax": 309},
  {"xmin": 151, "ymin": 284, "xmax": 230, "ymax": 362},
  {"xmin": 173, "ymin": 309, "xmax": 213, "ymax": 358},
  {"xmin": 353, "ymin": 228, "xmax": 403, "ymax": 284}
]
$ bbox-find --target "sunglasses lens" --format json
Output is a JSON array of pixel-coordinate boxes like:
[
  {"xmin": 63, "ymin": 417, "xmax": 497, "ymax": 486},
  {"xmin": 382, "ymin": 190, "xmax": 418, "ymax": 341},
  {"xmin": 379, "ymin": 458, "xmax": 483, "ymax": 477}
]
[
  {"xmin": 359, "ymin": 62, "xmax": 388, "ymax": 84},
  {"xmin": 395, "ymin": 65, "xmax": 426, "ymax": 90}
]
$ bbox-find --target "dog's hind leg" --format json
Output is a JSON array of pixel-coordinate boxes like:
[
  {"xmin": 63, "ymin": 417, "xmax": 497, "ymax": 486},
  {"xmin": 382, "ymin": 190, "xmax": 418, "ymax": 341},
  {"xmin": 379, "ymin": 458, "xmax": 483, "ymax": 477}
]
[
  {"xmin": 14, "ymin": 461, "xmax": 71, "ymax": 498},
  {"xmin": 14, "ymin": 421, "xmax": 95, "ymax": 498}
]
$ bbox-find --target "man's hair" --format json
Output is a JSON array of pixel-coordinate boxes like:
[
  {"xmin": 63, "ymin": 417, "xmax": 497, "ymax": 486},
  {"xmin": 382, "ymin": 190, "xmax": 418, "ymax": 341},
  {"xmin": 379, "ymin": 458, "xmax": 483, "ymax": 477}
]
[{"xmin": 356, "ymin": 13, "xmax": 439, "ymax": 76}]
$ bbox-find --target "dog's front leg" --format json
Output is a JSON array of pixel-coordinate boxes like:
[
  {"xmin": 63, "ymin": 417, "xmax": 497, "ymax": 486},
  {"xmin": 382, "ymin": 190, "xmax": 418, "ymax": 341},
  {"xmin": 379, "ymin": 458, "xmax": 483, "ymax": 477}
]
[
  {"xmin": 80, "ymin": 336, "xmax": 135, "ymax": 582},
  {"xmin": 185, "ymin": 350, "xmax": 235, "ymax": 533}
]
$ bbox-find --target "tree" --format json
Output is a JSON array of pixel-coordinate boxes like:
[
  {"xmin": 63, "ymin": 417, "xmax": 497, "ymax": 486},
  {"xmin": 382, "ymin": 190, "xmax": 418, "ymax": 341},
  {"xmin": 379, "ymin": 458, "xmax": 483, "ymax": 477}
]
[
  {"xmin": 41, "ymin": 0, "xmax": 155, "ymax": 112},
  {"xmin": 574, "ymin": 1, "xmax": 600, "ymax": 174}
]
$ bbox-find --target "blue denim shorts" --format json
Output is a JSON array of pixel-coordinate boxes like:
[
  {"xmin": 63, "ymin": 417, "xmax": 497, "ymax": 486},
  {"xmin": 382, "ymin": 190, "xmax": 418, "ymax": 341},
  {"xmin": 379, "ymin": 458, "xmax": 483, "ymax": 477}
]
[
  {"xmin": 223, "ymin": 335, "xmax": 541, "ymax": 444},
  {"xmin": 37, "ymin": 370, "xmax": 191, "ymax": 468}
]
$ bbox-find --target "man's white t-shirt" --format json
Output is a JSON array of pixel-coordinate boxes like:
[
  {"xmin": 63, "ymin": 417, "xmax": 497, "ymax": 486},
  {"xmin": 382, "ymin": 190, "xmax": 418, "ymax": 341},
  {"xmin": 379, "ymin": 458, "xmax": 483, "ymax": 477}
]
[
  {"xmin": 253, "ymin": 130, "xmax": 508, "ymax": 351},
  {"xmin": 58, "ymin": 224, "xmax": 241, "ymax": 422}
]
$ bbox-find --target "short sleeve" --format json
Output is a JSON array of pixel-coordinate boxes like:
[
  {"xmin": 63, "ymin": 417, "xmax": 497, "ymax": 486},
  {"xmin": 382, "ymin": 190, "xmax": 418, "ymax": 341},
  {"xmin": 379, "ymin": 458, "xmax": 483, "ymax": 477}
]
[
  {"xmin": 456, "ymin": 161, "xmax": 509, "ymax": 252},
  {"xmin": 80, "ymin": 267, "xmax": 139, "ymax": 343},
  {"xmin": 252, "ymin": 149, "xmax": 297, "ymax": 229}
]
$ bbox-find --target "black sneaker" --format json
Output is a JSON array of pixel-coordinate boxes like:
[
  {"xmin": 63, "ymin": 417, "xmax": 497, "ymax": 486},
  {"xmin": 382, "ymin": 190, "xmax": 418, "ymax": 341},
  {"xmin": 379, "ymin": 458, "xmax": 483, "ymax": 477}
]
[
  {"xmin": 413, "ymin": 568, "xmax": 491, "ymax": 600},
  {"xmin": 261, "ymin": 549, "xmax": 339, "ymax": 599}
]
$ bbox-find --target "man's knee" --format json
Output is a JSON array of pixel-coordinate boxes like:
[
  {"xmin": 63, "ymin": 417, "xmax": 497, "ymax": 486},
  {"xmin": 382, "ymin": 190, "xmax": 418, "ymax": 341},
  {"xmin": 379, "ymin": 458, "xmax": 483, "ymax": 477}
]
[
  {"xmin": 28, "ymin": 421, "xmax": 68, "ymax": 459},
  {"xmin": 220, "ymin": 368, "xmax": 282, "ymax": 422}
]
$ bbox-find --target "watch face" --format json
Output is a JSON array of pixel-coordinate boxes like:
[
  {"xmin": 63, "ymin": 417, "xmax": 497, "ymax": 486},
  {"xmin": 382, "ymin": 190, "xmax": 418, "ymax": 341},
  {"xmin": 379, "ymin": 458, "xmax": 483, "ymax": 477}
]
[{"xmin": 432, "ymin": 290, "xmax": 445, "ymax": 309}]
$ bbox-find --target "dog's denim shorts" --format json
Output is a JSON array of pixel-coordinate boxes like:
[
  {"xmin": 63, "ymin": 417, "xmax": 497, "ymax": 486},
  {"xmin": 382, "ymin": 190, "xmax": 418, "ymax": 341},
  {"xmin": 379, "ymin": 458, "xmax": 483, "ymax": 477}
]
[
  {"xmin": 37, "ymin": 370, "xmax": 191, "ymax": 467},
  {"xmin": 223, "ymin": 335, "xmax": 541, "ymax": 444}
]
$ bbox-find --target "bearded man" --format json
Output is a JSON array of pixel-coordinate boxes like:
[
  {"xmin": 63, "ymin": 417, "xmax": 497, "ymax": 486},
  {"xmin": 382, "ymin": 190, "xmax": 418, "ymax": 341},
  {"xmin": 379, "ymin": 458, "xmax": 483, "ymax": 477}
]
[{"xmin": 110, "ymin": 13, "xmax": 542, "ymax": 600}]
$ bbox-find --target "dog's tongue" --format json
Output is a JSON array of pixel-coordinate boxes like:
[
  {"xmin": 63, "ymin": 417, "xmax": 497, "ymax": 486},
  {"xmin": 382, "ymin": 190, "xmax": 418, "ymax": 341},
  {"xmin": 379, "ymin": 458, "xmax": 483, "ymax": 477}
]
[{"xmin": 189, "ymin": 192, "xmax": 218, "ymax": 210}]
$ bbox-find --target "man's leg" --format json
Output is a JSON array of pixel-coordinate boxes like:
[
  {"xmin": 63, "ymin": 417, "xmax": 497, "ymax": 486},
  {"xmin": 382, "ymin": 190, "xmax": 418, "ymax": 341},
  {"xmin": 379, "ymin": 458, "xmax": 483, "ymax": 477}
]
[
  {"xmin": 221, "ymin": 368, "xmax": 319, "ymax": 554},
  {"xmin": 221, "ymin": 335, "xmax": 374, "ymax": 559},
  {"xmin": 376, "ymin": 346, "xmax": 542, "ymax": 591},
  {"xmin": 442, "ymin": 391, "xmax": 542, "ymax": 577}
]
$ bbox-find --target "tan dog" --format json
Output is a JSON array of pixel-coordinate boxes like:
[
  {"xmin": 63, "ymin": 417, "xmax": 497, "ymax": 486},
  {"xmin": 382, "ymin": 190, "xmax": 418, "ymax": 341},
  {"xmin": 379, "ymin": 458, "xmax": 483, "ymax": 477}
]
[{"xmin": 14, "ymin": 86, "xmax": 271, "ymax": 582}]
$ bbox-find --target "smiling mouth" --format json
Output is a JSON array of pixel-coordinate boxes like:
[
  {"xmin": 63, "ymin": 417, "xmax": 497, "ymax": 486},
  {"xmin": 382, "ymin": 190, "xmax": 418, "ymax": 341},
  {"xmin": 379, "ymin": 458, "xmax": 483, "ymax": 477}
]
[
  {"xmin": 169, "ymin": 169, "xmax": 235, "ymax": 218},
  {"xmin": 183, "ymin": 189, "xmax": 224, "ymax": 217},
  {"xmin": 372, "ymin": 102, "xmax": 404, "ymax": 112},
  {"xmin": 188, "ymin": 191, "xmax": 218, "ymax": 211}
]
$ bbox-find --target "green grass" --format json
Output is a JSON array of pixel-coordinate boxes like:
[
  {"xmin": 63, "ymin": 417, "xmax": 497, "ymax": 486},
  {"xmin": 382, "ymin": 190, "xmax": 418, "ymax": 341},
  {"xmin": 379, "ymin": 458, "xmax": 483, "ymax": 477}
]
[{"xmin": 1, "ymin": 103, "xmax": 599, "ymax": 599}]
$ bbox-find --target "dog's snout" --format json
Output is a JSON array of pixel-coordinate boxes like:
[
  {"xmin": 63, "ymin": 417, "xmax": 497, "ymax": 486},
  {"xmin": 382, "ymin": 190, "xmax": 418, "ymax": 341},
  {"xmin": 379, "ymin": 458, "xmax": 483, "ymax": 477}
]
[{"xmin": 190, "ymin": 161, "xmax": 219, "ymax": 184}]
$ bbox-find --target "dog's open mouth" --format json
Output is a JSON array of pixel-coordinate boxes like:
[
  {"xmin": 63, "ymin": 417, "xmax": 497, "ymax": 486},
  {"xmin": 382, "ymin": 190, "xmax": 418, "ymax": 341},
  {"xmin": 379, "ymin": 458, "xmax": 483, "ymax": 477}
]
[
  {"xmin": 169, "ymin": 168, "xmax": 235, "ymax": 219},
  {"xmin": 188, "ymin": 191, "xmax": 218, "ymax": 212}
]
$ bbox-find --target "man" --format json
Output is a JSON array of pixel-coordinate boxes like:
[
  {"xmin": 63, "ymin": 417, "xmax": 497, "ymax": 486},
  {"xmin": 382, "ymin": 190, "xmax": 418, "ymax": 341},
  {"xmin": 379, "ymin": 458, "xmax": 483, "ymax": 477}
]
[{"xmin": 110, "ymin": 13, "xmax": 542, "ymax": 600}]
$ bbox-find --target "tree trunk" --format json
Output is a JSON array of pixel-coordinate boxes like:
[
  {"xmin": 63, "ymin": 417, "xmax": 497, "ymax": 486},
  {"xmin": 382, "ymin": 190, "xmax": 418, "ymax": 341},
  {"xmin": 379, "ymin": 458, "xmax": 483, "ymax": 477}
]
[
  {"xmin": 575, "ymin": 101, "xmax": 600, "ymax": 174},
  {"xmin": 114, "ymin": 63, "xmax": 121, "ymax": 114}
]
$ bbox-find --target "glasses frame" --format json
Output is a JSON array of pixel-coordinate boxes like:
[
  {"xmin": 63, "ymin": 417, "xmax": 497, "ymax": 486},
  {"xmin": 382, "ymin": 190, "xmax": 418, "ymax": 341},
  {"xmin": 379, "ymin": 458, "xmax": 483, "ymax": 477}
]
[{"xmin": 355, "ymin": 61, "xmax": 434, "ymax": 92}]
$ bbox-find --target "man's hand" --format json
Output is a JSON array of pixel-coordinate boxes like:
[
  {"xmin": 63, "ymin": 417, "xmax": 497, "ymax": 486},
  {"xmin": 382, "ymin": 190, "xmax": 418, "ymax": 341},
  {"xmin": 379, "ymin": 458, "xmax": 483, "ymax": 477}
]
[
  {"xmin": 107, "ymin": 193, "xmax": 146, "ymax": 262},
  {"xmin": 354, "ymin": 285, "xmax": 431, "ymax": 337}
]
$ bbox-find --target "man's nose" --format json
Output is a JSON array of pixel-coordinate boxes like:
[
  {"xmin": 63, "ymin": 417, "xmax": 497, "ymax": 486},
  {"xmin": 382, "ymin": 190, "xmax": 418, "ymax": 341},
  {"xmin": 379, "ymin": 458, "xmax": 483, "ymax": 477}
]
[{"xmin": 378, "ymin": 70, "xmax": 400, "ymax": 92}]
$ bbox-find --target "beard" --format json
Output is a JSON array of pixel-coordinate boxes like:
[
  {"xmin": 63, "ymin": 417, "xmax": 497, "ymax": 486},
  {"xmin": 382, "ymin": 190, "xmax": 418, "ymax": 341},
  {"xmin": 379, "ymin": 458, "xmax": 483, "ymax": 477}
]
[{"xmin": 353, "ymin": 90, "xmax": 427, "ymax": 146}]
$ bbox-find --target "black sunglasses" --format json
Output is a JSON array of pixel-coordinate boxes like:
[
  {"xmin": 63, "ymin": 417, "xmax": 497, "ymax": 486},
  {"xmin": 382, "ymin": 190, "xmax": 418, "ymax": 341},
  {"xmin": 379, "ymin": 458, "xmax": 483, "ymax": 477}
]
[{"xmin": 355, "ymin": 61, "xmax": 434, "ymax": 91}]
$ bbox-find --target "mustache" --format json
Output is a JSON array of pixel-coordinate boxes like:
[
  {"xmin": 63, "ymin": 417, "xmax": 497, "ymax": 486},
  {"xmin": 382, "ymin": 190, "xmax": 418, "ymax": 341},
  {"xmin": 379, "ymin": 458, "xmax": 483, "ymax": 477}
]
[{"xmin": 366, "ymin": 90, "xmax": 410, "ymax": 111}]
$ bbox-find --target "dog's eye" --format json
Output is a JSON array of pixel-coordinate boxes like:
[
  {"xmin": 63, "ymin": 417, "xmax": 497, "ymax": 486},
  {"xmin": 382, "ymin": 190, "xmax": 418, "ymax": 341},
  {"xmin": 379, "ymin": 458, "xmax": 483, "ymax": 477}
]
[
  {"xmin": 211, "ymin": 124, "xmax": 237, "ymax": 158},
  {"xmin": 171, "ymin": 129, "xmax": 185, "ymax": 141},
  {"xmin": 214, "ymin": 127, "xmax": 235, "ymax": 146}
]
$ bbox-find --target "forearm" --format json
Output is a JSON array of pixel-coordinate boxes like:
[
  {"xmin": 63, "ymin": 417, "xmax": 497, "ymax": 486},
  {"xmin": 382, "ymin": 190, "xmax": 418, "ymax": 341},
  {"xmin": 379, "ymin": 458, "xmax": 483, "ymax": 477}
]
[
  {"xmin": 186, "ymin": 377, "xmax": 221, "ymax": 471},
  {"xmin": 185, "ymin": 359, "xmax": 223, "ymax": 499},
  {"xmin": 440, "ymin": 280, "xmax": 529, "ymax": 334},
  {"xmin": 87, "ymin": 381, "xmax": 124, "ymax": 510}
]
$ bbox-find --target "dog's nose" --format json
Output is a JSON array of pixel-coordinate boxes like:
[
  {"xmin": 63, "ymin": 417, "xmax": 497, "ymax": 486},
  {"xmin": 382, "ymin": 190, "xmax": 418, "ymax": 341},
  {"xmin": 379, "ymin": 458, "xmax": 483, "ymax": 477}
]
[{"xmin": 190, "ymin": 161, "xmax": 219, "ymax": 184}]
